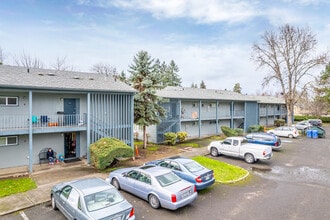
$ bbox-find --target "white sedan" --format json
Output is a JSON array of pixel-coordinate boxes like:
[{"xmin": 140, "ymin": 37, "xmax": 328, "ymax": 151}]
[{"xmin": 267, "ymin": 126, "xmax": 299, "ymax": 138}]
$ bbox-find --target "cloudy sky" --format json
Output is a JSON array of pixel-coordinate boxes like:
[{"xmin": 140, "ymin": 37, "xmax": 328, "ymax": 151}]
[{"xmin": 1, "ymin": 0, "xmax": 329, "ymax": 94}]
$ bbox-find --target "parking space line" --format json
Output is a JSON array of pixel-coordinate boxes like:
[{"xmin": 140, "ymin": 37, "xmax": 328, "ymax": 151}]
[{"xmin": 19, "ymin": 211, "xmax": 29, "ymax": 220}]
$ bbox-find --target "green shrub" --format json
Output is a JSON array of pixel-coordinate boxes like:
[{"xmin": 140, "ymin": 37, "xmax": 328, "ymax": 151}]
[
  {"xmin": 177, "ymin": 131, "xmax": 188, "ymax": 143},
  {"xmin": 247, "ymin": 125, "xmax": 264, "ymax": 133},
  {"xmin": 164, "ymin": 132, "xmax": 177, "ymax": 145},
  {"xmin": 274, "ymin": 119, "xmax": 285, "ymax": 127},
  {"xmin": 234, "ymin": 128, "xmax": 244, "ymax": 136},
  {"xmin": 90, "ymin": 137, "xmax": 133, "ymax": 170},
  {"xmin": 221, "ymin": 126, "xmax": 238, "ymax": 137}
]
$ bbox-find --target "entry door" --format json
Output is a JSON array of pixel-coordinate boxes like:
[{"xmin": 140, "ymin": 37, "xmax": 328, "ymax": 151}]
[
  {"xmin": 64, "ymin": 99, "xmax": 76, "ymax": 125},
  {"xmin": 64, "ymin": 132, "xmax": 77, "ymax": 158}
]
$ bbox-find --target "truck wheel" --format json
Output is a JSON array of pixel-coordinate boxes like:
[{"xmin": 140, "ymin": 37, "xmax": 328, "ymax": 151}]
[
  {"xmin": 244, "ymin": 153, "xmax": 255, "ymax": 164},
  {"xmin": 210, "ymin": 147, "xmax": 219, "ymax": 157}
]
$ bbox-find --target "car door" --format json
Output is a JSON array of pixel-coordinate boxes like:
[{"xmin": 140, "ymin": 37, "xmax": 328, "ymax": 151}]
[
  {"xmin": 133, "ymin": 172, "xmax": 152, "ymax": 200},
  {"xmin": 220, "ymin": 139, "xmax": 233, "ymax": 155},
  {"xmin": 64, "ymin": 188, "xmax": 82, "ymax": 220},
  {"xmin": 229, "ymin": 139, "xmax": 240, "ymax": 156},
  {"xmin": 58, "ymin": 186, "xmax": 74, "ymax": 220},
  {"xmin": 121, "ymin": 170, "xmax": 140, "ymax": 194}
]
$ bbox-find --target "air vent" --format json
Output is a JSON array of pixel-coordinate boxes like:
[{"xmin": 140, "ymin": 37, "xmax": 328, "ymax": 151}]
[
  {"xmin": 89, "ymin": 77, "xmax": 94, "ymax": 80},
  {"xmin": 73, "ymin": 76, "xmax": 80, "ymax": 79},
  {"xmin": 48, "ymin": 73, "xmax": 55, "ymax": 76},
  {"xmin": 38, "ymin": 73, "xmax": 44, "ymax": 76}
]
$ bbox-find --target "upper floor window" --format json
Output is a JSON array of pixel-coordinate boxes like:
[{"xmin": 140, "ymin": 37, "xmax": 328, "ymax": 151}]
[
  {"xmin": 0, "ymin": 96, "xmax": 19, "ymax": 106},
  {"xmin": 0, "ymin": 136, "xmax": 18, "ymax": 147}
]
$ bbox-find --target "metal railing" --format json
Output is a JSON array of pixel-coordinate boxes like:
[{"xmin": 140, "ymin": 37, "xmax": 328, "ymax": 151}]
[{"xmin": 0, "ymin": 114, "xmax": 86, "ymax": 130}]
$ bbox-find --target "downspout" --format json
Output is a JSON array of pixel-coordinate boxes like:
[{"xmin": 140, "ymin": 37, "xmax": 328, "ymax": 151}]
[
  {"xmin": 216, "ymin": 100, "xmax": 219, "ymax": 135},
  {"xmin": 87, "ymin": 93, "xmax": 91, "ymax": 164},
  {"xmin": 231, "ymin": 101, "xmax": 234, "ymax": 128},
  {"xmin": 198, "ymin": 100, "xmax": 201, "ymax": 138},
  {"xmin": 28, "ymin": 91, "xmax": 33, "ymax": 173}
]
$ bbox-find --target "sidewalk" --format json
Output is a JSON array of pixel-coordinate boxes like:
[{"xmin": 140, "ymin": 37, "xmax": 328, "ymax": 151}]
[{"xmin": 0, "ymin": 146, "xmax": 209, "ymax": 216}]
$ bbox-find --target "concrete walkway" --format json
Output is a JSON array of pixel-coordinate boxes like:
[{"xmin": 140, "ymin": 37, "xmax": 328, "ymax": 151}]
[{"xmin": 0, "ymin": 146, "xmax": 210, "ymax": 216}]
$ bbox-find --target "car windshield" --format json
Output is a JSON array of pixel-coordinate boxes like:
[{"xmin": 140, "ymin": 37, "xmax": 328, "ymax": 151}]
[
  {"xmin": 84, "ymin": 189, "xmax": 124, "ymax": 212},
  {"xmin": 156, "ymin": 172, "xmax": 181, "ymax": 187},
  {"xmin": 183, "ymin": 161, "xmax": 204, "ymax": 173}
]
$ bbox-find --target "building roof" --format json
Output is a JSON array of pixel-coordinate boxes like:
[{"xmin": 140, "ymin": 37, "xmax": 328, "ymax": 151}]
[
  {"xmin": 157, "ymin": 86, "xmax": 285, "ymax": 104},
  {"xmin": 0, "ymin": 65, "xmax": 136, "ymax": 93}
]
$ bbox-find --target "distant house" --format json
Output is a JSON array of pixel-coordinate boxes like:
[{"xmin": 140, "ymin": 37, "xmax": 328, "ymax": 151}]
[
  {"xmin": 137, "ymin": 86, "xmax": 286, "ymax": 143},
  {"xmin": 0, "ymin": 65, "xmax": 135, "ymax": 172}
]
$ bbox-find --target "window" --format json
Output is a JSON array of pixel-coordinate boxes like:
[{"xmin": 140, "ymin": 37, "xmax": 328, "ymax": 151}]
[
  {"xmin": 0, "ymin": 136, "xmax": 18, "ymax": 146},
  {"xmin": 0, "ymin": 96, "xmax": 18, "ymax": 106}
]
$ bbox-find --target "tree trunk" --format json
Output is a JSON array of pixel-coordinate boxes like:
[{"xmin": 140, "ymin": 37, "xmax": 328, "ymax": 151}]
[{"xmin": 143, "ymin": 126, "xmax": 147, "ymax": 149}]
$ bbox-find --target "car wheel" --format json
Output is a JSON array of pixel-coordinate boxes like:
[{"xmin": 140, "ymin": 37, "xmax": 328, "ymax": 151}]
[
  {"xmin": 244, "ymin": 153, "xmax": 255, "ymax": 164},
  {"xmin": 149, "ymin": 194, "xmax": 160, "ymax": 209},
  {"xmin": 288, "ymin": 134, "xmax": 293, "ymax": 138},
  {"xmin": 51, "ymin": 195, "xmax": 58, "ymax": 210},
  {"xmin": 111, "ymin": 178, "xmax": 120, "ymax": 190},
  {"xmin": 210, "ymin": 147, "xmax": 219, "ymax": 157}
]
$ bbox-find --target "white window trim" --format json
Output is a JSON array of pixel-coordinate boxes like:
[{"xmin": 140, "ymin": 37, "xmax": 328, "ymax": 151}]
[
  {"xmin": 0, "ymin": 96, "xmax": 19, "ymax": 106},
  {"xmin": 0, "ymin": 136, "xmax": 18, "ymax": 146}
]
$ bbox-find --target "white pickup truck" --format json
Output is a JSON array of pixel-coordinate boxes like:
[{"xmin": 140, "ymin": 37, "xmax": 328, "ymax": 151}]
[{"xmin": 207, "ymin": 137, "xmax": 273, "ymax": 164}]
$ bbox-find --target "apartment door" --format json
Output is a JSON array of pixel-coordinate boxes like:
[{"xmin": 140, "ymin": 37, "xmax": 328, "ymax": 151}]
[
  {"xmin": 64, "ymin": 132, "xmax": 77, "ymax": 158},
  {"xmin": 64, "ymin": 98, "xmax": 76, "ymax": 125}
]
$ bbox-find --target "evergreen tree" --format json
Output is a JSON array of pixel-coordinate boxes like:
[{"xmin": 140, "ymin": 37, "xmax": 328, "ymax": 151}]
[
  {"xmin": 128, "ymin": 51, "xmax": 166, "ymax": 148},
  {"xmin": 164, "ymin": 60, "xmax": 182, "ymax": 86},
  {"xmin": 191, "ymin": 83, "xmax": 197, "ymax": 88},
  {"xmin": 200, "ymin": 80, "xmax": 206, "ymax": 89},
  {"xmin": 233, "ymin": 83, "xmax": 242, "ymax": 93}
]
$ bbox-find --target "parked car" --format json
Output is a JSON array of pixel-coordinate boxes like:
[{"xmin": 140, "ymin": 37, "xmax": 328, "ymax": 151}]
[
  {"xmin": 308, "ymin": 126, "xmax": 326, "ymax": 138},
  {"xmin": 307, "ymin": 119, "xmax": 322, "ymax": 127},
  {"xmin": 293, "ymin": 120, "xmax": 312, "ymax": 131},
  {"xmin": 106, "ymin": 165, "xmax": 197, "ymax": 210},
  {"xmin": 51, "ymin": 177, "xmax": 135, "ymax": 220},
  {"xmin": 245, "ymin": 132, "xmax": 282, "ymax": 151},
  {"xmin": 207, "ymin": 137, "xmax": 273, "ymax": 164},
  {"xmin": 267, "ymin": 126, "xmax": 299, "ymax": 138},
  {"xmin": 144, "ymin": 156, "xmax": 215, "ymax": 190}
]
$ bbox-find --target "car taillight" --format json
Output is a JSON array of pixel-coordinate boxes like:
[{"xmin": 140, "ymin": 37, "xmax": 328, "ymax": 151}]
[
  {"xmin": 195, "ymin": 176, "xmax": 202, "ymax": 183},
  {"xmin": 275, "ymin": 142, "xmax": 278, "ymax": 146},
  {"xmin": 128, "ymin": 208, "xmax": 134, "ymax": 218},
  {"xmin": 263, "ymin": 151, "xmax": 266, "ymax": 156},
  {"xmin": 171, "ymin": 194, "xmax": 177, "ymax": 203},
  {"xmin": 194, "ymin": 185, "xmax": 197, "ymax": 192}
]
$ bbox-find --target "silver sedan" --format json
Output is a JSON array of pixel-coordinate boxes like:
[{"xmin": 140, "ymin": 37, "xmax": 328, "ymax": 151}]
[
  {"xmin": 51, "ymin": 177, "xmax": 135, "ymax": 220},
  {"xmin": 106, "ymin": 165, "xmax": 198, "ymax": 210}
]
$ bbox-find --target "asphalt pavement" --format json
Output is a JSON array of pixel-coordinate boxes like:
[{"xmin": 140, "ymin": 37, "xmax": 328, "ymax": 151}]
[{"xmin": 0, "ymin": 146, "xmax": 210, "ymax": 216}]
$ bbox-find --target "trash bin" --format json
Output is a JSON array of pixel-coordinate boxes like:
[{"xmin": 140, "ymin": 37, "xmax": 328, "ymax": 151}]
[
  {"xmin": 306, "ymin": 130, "xmax": 312, "ymax": 138},
  {"xmin": 312, "ymin": 130, "xmax": 318, "ymax": 139}
]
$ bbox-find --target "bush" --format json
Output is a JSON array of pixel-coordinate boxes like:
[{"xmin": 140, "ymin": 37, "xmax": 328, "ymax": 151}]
[
  {"xmin": 164, "ymin": 132, "xmax": 177, "ymax": 145},
  {"xmin": 90, "ymin": 137, "xmax": 133, "ymax": 170},
  {"xmin": 247, "ymin": 125, "xmax": 264, "ymax": 133},
  {"xmin": 274, "ymin": 119, "xmax": 285, "ymax": 127},
  {"xmin": 177, "ymin": 131, "xmax": 188, "ymax": 143},
  {"xmin": 221, "ymin": 126, "xmax": 238, "ymax": 137},
  {"xmin": 234, "ymin": 128, "xmax": 244, "ymax": 136}
]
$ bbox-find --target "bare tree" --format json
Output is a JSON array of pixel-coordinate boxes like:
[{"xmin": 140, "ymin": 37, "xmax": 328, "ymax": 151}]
[
  {"xmin": 13, "ymin": 51, "xmax": 44, "ymax": 68},
  {"xmin": 252, "ymin": 24, "xmax": 328, "ymax": 125},
  {"xmin": 91, "ymin": 62, "xmax": 118, "ymax": 76},
  {"xmin": 50, "ymin": 56, "xmax": 75, "ymax": 71}
]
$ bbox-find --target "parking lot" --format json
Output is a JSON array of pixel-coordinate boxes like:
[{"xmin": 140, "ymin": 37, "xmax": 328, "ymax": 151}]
[{"xmin": 3, "ymin": 126, "xmax": 330, "ymax": 220}]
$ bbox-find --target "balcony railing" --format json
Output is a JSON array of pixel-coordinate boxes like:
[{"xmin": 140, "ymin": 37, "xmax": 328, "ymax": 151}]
[{"xmin": 0, "ymin": 114, "xmax": 87, "ymax": 131}]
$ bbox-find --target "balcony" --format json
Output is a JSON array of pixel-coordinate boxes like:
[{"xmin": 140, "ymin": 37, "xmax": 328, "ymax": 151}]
[{"xmin": 0, "ymin": 114, "xmax": 87, "ymax": 135}]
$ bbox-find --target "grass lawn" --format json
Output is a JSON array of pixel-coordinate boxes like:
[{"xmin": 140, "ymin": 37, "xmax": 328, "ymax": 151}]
[
  {"xmin": 0, "ymin": 177, "xmax": 37, "ymax": 198},
  {"xmin": 193, "ymin": 156, "xmax": 249, "ymax": 183}
]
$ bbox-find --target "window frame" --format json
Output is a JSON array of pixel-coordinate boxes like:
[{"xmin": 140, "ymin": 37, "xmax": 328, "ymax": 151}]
[
  {"xmin": 0, "ymin": 136, "xmax": 19, "ymax": 147},
  {"xmin": 0, "ymin": 96, "xmax": 19, "ymax": 106}
]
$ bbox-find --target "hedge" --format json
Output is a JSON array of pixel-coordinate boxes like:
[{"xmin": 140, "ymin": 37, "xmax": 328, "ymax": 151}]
[{"xmin": 90, "ymin": 137, "xmax": 133, "ymax": 170}]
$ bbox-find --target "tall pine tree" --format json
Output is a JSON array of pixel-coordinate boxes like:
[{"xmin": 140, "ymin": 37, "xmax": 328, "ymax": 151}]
[{"xmin": 128, "ymin": 51, "xmax": 166, "ymax": 148}]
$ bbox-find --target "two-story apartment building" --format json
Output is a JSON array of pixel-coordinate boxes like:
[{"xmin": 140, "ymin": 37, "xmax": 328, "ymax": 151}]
[
  {"xmin": 0, "ymin": 65, "xmax": 135, "ymax": 172},
  {"xmin": 139, "ymin": 86, "xmax": 286, "ymax": 143}
]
